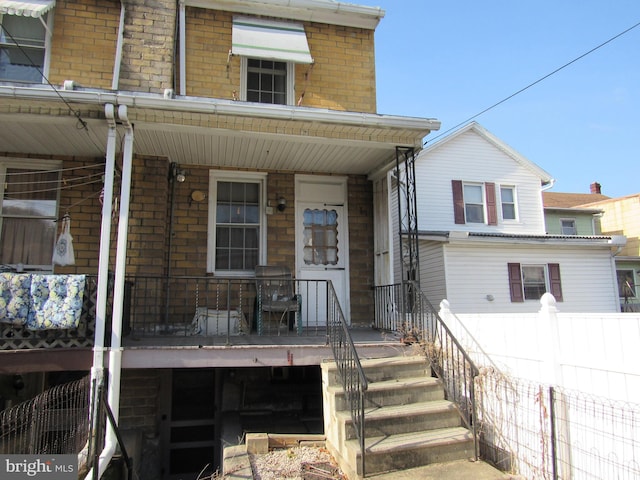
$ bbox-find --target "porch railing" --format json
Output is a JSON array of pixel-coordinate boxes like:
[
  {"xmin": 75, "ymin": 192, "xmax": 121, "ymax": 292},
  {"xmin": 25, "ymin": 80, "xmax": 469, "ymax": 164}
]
[
  {"xmin": 373, "ymin": 281, "xmax": 480, "ymax": 458},
  {"xmin": 326, "ymin": 281, "xmax": 368, "ymax": 478},
  {"xmin": 123, "ymin": 275, "xmax": 332, "ymax": 341}
]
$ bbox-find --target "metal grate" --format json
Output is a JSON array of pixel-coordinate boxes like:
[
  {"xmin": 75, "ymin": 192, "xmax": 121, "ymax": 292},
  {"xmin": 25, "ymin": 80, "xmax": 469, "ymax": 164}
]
[{"xmin": 0, "ymin": 374, "xmax": 91, "ymax": 455}]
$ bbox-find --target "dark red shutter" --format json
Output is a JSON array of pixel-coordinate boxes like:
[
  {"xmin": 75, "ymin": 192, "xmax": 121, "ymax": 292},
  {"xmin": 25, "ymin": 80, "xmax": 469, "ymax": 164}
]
[
  {"xmin": 508, "ymin": 263, "xmax": 524, "ymax": 302},
  {"xmin": 485, "ymin": 182, "xmax": 497, "ymax": 225},
  {"xmin": 548, "ymin": 263, "xmax": 563, "ymax": 302},
  {"xmin": 452, "ymin": 180, "xmax": 465, "ymax": 224}
]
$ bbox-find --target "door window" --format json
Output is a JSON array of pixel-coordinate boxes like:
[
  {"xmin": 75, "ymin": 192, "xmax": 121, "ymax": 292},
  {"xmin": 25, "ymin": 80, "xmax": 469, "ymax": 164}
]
[{"xmin": 302, "ymin": 208, "xmax": 338, "ymax": 266}]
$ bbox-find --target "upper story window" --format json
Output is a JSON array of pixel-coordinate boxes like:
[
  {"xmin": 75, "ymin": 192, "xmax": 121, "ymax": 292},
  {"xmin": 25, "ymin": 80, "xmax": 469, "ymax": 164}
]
[
  {"xmin": 560, "ymin": 218, "xmax": 577, "ymax": 235},
  {"xmin": 500, "ymin": 186, "xmax": 517, "ymax": 220},
  {"xmin": 0, "ymin": 159, "xmax": 60, "ymax": 271},
  {"xmin": 207, "ymin": 172, "xmax": 266, "ymax": 275},
  {"xmin": 232, "ymin": 16, "xmax": 312, "ymax": 106},
  {"xmin": 0, "ymin": 3, "xmax": 53, "ymax": 83},
  {"xmin": 463, "ymin": 183, "xmax": 485, "ymax": 223}
]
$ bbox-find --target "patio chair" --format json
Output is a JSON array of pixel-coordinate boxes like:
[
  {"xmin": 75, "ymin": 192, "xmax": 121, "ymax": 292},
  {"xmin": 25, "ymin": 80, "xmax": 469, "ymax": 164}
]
[{"xmin": 255, "ymin": 265, "xmax": 301, "ymax": 335}]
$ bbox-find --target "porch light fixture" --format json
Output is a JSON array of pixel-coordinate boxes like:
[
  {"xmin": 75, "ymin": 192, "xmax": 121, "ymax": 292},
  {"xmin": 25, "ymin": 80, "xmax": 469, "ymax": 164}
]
[
  {"xmin": 277, "ymin": 196, "xmax": 287, "ymax": 212},
  {"xmin": 169, "ymin": 162, "xmax": 186, "ymax": 183}
]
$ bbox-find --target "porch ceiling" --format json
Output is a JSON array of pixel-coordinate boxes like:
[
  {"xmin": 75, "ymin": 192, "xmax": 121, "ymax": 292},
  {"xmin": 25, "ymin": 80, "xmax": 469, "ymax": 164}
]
[{"xmin": 0, "ymin": 92, "xmax": 439, "ymax": 175}]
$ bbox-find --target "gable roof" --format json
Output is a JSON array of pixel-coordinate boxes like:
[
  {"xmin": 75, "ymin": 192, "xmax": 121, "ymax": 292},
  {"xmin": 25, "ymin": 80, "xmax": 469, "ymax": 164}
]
[
  {"xmin": 420, "ymin": 121, "xmax": 554, "ymax": 185},
  {"xmin": 543, "ymin": 191, "xmax": 611, "ymax": 208}
]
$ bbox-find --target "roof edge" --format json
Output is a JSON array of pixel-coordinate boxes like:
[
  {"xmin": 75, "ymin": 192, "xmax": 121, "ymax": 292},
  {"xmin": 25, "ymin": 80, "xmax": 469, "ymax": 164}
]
[{"xmin": 184, "ymin": 0, "xmax": 385, "ymax": 29}]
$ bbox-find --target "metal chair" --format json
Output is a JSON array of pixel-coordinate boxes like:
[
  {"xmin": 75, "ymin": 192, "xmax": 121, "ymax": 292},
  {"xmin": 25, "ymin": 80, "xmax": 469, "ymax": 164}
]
[{"xmin": 255, "ymin": 265, "xmax": 301, "ymax": 335}]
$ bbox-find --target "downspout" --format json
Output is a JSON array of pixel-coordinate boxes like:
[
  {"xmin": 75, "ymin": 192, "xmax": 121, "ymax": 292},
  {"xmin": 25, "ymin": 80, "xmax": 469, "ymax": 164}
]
[
  {"xmin": 112, "ymin": 1, "xmax": 126, "ymax": 90},
  {"xmin": 179, "ymin": 0, "xmax": 186, "ymax": 96},
  {"xmin": 90, "ymin": 105, "xmax": 134, "ymax": 479},
  {"xmin": 87, "ymin": 104, "xmax": 117, "ymax": 476}
]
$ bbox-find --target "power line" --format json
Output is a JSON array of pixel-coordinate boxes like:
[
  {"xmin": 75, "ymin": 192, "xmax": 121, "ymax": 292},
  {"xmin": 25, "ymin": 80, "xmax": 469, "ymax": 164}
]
[
  {"xmin": 0, "ymin": 22, "xmax": 106, "ymax": 153},
  {"xmin": 425, "ymin": 19, "xmax": 640, "ymax": 145}
]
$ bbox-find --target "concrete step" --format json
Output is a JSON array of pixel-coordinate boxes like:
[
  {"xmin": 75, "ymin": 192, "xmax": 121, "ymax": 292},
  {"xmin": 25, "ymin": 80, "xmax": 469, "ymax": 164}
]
[
  {"xmin": 329, "ymin": 375, "xmax": 444, "ymax": 410},
  {"xmin": 324, "ymin": 355, "xmax": 430, "ymax": 387},
  {"xmin": 346, "ymin": 427, "xmax": 475, "ymax": 477},
  {"xmin": 338, "ymin": 399, "xmax": 463, "ymax": 440}
]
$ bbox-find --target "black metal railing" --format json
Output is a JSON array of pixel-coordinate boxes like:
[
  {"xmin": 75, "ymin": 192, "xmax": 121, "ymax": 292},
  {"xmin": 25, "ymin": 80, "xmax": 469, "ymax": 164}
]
[
  {"xmin": 124, "ymin": 275, "xmax": 333, "ymax": 342},
  {"xmin": 326, "ymin": 281, "xmax": 368, "ymax": 477},
  {"xmin": 373, "ymin": 281, "xmax": 480, "ymax": 458}
]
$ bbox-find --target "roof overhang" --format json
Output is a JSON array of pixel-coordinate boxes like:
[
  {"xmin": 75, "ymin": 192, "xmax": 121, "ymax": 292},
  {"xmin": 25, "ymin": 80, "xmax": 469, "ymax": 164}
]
[
  {"xmin": 416, "ymin": 230, "xmax": 618, "ymax": 248},
  {"xmin": 0, "ymin": 85, "xmax": 440, "ymax": 176},
  {"xmin": 184, "ymin": 0, "xmax": 385, "ymax": 29}
]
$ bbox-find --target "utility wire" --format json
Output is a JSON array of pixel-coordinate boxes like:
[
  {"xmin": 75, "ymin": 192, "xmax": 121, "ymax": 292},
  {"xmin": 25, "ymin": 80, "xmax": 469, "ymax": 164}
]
[
  {"xmin": 425, "ymin": 19, "xmax": 640, "ymax": 145},
  {"xmin": 0, "ymin": 23, "xmax": 106, "ymax": 154}
]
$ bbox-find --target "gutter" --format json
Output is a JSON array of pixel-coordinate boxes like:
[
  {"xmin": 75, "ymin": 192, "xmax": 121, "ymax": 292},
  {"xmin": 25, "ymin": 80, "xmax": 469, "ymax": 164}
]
[{"xmin": 0, "ymin": 85, "xmax": 440, "ymax": 132}]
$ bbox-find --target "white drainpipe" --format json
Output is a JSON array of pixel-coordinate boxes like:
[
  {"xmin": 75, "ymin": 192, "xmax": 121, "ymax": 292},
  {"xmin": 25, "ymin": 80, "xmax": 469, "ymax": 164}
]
[
  {"xmin": 88, "ymin": 105, "xmax": 134, "ymax": 478},
  {"xmin": 112, "ymin": 2, "xmax": 126, "ymax": 90}
]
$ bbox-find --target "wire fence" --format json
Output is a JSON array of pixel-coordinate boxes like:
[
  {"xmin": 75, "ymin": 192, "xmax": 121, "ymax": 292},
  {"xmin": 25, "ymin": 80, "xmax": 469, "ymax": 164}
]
[
  {"xmin": 477, "ymin": 368, "xmax": 640, "ymax": 479},
  {"xmin": 0, "ymin": 374, "xmax": 91, "ymax": 455}
]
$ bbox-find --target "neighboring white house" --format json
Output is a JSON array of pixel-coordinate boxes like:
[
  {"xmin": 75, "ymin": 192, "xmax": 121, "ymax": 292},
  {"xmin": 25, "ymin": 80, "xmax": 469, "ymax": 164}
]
[{"xmin": 381, "ymin": 122, "xmax": 623, "ymax": 313}]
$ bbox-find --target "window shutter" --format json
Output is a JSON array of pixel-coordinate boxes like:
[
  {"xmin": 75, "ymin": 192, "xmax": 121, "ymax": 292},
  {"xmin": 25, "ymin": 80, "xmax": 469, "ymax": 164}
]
[
  {"xmin": 452, "ymin": 180, "xmax": 465, "ymax": 224},
  {"xmin": 485, "ymin": 182, "xmax": 497, "ymax": 225},
  {"xmin": 508, "ymin": 263, "xmax": 524, "ymax": 302},
  {"xmin": 548, "ymin": 263, "xmax": 563, "ymax": 302}
]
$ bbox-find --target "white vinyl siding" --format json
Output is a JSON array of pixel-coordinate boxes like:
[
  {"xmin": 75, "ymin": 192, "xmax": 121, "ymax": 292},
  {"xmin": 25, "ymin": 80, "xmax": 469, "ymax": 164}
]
[
  {"xmin": 418, "ymin": 240, "xmax": 446, "ymax": 306},
  {"xmin": 415, "ymin": 130, "xmax": 546, "ymax": 234},
  {"xmin": 442, "ymin": 242, "xmax": 619, "ymax": 313}
]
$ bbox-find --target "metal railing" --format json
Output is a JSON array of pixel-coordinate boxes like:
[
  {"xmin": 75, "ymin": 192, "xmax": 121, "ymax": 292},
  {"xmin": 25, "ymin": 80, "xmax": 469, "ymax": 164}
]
[
  {"xmin": 124, "ymin": 275, "xmax": 332, "ymax": 341},
  {"xmin": 373, "ymin": 281, "xmax": 480, "ymax": 457},
  {"xmin": 0, "ymin": 374, "xmax": 91, "ymax": 455},
  {"xmin": 326, "ymin": 281, "xmax": 369, "ymax": 477}
]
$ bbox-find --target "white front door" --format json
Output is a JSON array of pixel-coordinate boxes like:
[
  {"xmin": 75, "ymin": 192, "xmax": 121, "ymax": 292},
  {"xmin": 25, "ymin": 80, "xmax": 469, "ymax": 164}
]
[{"xmin": 295, "ymin": 175, "xmax": 350, "ymax": 326}]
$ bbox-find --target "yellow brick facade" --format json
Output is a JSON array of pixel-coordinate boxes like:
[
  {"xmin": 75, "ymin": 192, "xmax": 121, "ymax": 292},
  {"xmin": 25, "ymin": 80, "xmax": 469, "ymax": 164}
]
[
  {"xmin": 48, "ymin": 0, "xmax": 120, "ymax": 89},
  {"xmin": 185, "ymin": 8, "xmax": 377, "ymax": 113}
]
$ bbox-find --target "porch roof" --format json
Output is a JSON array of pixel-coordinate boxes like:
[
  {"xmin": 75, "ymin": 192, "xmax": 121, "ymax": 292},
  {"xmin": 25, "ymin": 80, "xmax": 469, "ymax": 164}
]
[{"xmin": 0, "ymin": 86, "xmax": 440, "ymax": 175}]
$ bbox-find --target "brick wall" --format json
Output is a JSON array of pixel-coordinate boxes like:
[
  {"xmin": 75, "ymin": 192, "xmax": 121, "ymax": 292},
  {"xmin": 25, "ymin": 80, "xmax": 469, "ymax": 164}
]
[
  {"xmin": 118, "ymin": 369, "xmax": 161, "ymax": 431},
  {"xmin": 118, "ymin": 0, "xmax": 176, "ymax": 93},
  {"xmin": 49, "ymin": 0, "xmax": 120, "ymax": 89},
  {"xmin": 185, "ymin": 8, "xmax": 377, "ymax": 113},
  {"xmin": 347, "ymin": 175, "xmax": 374, "ymax": 326}
]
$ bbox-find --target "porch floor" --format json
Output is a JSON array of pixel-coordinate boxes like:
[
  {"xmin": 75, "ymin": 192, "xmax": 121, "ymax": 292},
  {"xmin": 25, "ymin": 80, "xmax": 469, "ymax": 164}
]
[
  {"xmin": 120, "ymin": 326, "xmax": 413, "ymax": 369},
  {"xmin": 0, "ymin": 327, "xmax": 413, "ymax": 373}
]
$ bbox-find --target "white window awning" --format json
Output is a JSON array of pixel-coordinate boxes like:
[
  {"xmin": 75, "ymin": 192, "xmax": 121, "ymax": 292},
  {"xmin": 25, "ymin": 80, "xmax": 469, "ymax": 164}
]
[
  {"xmin": 232, "ymin": 16, "xmax": 313, "ymax": 64},
  {"xmin": 0, "ymin": 0, "xmax": 55, "ymax": 17}
]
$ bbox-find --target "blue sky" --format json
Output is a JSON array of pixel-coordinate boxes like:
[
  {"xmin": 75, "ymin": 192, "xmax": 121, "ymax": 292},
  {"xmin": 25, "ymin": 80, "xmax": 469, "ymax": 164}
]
[{"xmin": 356, "ymin": 1, "xmax": 640, "ymax": 198}]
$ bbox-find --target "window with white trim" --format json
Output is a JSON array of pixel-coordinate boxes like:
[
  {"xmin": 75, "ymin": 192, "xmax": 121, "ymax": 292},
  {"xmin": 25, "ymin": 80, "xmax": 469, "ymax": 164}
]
[
  {"xmin": 508, "ymin": 262, "xmax": 563, "ymax": 302},
  {"xmin": 617, "ymin": 269, "xmax": 636, "ymax": 299},
  {"xmin": 0, "ymin": 12, "xmax": 51, "ymax": 83},
  {"xmin": 560, "ymin": 218, "xmax": 577, "ymax": 235},
  {"xmin": 500, "ymin": 185, "xmax": 517, "ymax": 220},
  {"xmin": 0, "ymin": 159, "xmax": 60, "ymax": 270},
  {"xmin": 240, "ymin": 57, "xmax": 294, "ymax": 105},
  {"xmin": 463, "ymin": 183, "xmax": 485, "ymax": 223},
  {"xmin": 207, "ymin": 172, "xmax": 266, "ymax": 274}
]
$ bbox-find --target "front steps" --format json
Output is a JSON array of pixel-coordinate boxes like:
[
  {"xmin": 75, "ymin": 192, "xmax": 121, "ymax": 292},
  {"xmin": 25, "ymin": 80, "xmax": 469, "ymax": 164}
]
[{"xmin": 321, "ymin": 355, "xmax": 475, "ymax": 479}]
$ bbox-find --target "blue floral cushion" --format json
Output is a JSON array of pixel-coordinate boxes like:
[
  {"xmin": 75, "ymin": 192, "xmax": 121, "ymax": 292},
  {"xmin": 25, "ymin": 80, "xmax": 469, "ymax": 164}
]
[
  {"xmin": 0, "ymin": 273, "xmax": 32, "ymax": 326},
  {"xmin": 27, "ymin": 274, "xmax": 86, "ymax": 330}
]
